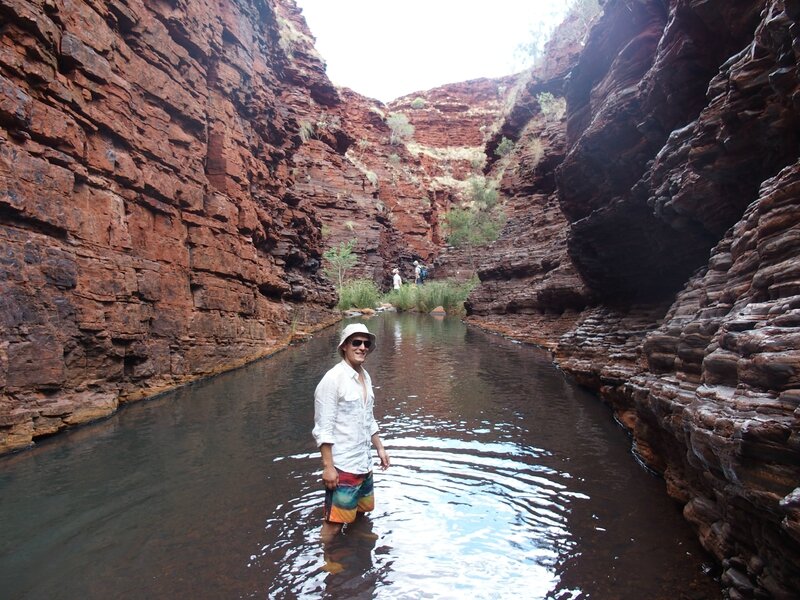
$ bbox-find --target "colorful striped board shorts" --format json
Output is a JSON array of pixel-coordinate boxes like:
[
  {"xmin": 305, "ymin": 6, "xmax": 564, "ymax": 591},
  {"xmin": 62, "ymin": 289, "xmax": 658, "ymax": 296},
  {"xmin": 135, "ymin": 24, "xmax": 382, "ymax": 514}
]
[{"xmin": 324, "ymin": 470, "xmax": 374, "ymax": 524}]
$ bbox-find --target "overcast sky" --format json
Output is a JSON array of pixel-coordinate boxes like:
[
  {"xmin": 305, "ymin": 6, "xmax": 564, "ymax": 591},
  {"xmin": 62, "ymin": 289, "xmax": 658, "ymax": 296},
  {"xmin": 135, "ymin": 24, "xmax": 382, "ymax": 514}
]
[{"xmin": 294, "ymin": 0, "xmax": 572, "ymax": 103}]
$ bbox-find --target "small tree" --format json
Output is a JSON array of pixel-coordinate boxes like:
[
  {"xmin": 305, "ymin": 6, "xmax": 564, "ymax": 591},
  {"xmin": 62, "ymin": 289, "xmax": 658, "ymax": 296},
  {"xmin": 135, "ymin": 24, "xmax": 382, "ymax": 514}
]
[
  {"xmin": 442, "ymin": 178, "xmax": 506, "ymax": 267},
  {"xmin": 442, "ymin": 207, "xmax": 477, "ymax": 248},
  {"xmin": 495, "ymin": 136, "xmax": 515, "ymax": 158},
  {"xmin": 323, "ymin": 239, "xmax": 357, "ymax": 289},
  {"xmin": 467, "ymin": 176, "xmax": 499, "ymax": 209},
  {"xmin": 386, "ymin": 112, "xmax": 414, "ymax": 145}
]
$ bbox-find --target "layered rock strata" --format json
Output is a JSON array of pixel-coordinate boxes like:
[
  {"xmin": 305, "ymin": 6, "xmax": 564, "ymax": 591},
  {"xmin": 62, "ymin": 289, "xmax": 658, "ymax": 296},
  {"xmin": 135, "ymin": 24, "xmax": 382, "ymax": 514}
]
[
  {"xmin": 3, "ymin": 0, "xmax": 799, "ymax": 595},
  {"xmin": 308, "ymin": 77, "xmax": 517, "ymax": 288},
  {"xmin": 0, "ymin": 0, "xmax": 342, "ymax": 452},
  {"xmin": 0, "ymin": 0, "xmax": 521, "ymax": 453},
  {"xmin": 467, "ymin": 0, "xmax": 800, "ymax": 596}
]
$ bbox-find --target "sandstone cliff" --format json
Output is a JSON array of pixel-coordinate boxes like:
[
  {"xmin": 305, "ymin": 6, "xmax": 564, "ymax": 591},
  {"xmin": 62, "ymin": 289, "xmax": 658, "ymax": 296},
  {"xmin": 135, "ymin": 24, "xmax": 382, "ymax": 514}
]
[
  {"xmin": 466, "ymin": 0, "xmax": 800, "ymax": 597},
  {"xmin": 0, "ymin": 0, "xmax": 346, "ymax": 452},
  {"xmin": 3, "ymin": 0, "xmax": 800, "ymax": 596},
  {"xmin": 0, "ymin": 0, "xmax": 517, "ymax": 452}
]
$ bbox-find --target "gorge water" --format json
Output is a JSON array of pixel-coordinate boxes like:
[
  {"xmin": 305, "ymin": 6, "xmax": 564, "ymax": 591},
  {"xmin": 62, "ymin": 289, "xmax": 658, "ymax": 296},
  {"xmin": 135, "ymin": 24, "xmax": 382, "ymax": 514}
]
[{"xmin": 0, "ymin": 314, "xmax": 720, "ymax": 599}]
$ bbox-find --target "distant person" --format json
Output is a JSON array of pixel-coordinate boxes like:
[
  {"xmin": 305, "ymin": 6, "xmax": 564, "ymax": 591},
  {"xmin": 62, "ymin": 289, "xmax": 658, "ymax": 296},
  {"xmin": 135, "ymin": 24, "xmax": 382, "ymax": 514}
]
[
  {"xmin": 392, "ymin": 268, "xmax": 402, "ymax": 290},
  {"xmin": 414, "ymin": 260, "xmax": 428, "ymax": 285},
  {"xmin": 312, "ymin": 323, "xmax": 390, "ymax": 543}
]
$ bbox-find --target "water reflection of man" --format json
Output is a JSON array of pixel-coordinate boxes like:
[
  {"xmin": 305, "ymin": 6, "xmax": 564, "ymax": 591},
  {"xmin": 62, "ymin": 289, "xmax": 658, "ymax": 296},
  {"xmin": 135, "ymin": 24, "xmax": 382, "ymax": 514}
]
[{"xmin": 313, "ymin": 323, "xmax": 390, "ymax": 543}]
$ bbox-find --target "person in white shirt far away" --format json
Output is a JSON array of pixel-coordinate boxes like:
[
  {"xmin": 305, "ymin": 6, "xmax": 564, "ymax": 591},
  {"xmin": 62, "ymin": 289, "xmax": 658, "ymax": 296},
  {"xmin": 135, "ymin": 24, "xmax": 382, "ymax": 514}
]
[
  {"xmin": 312, "ymin": 323, "xmax": 390, "ymax": 542},
  {"xmin": 392, "ymin": 268, "xmax": 402, "ymax": 290}
]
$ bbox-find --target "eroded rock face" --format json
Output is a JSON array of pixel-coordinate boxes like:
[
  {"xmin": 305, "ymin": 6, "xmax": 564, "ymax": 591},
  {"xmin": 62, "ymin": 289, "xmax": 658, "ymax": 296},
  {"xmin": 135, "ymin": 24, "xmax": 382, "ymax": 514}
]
[
  {"xmin": 463, "ymin": 10, "xmax": 592, "ymax": 347},
  {"xmin": 559, "ymin": 0, "xmax": 773, "ymax": 301},
  {"xmin": 0, "ymin": 0, "xmax": 521, "ymax": 450},
  {"xmin": 308, "ymin": 77, "xmax": 518, "ymax": 288},
  {"xmin": 632, "ymin": 162, "xmax": 800, "ymax": 597},
  {"xmin": 0, "ymin": 0, "xmax": 341, "ymax": 452},
  {"xmin": 3, "ymin": 0, "xmax": 799, "ymax": 595},
  {"xmin": 468, "ymin": 0, "xmax": 800, "ymax": 596}
]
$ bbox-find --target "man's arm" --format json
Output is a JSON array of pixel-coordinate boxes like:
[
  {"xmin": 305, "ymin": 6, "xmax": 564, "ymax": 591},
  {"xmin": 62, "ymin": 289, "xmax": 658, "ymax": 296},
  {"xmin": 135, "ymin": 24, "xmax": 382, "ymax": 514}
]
[
  {"xmin": 320, "ymin": 443, "xmax": 338, "ymax": 489},
  {"xmin": 371, "ymin": 433, "xmax": 390, "ymax": 470},
  {"xmin": 313, "ymin": 373, "xmax": 339, "ymax": 488}
]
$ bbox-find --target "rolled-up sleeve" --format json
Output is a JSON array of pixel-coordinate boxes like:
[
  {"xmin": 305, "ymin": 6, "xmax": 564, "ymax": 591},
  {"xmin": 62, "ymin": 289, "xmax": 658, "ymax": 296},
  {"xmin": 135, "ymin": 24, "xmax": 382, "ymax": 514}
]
[{"xmin": 312, "ymin": 373, "xmax": 338, "ymax": 447}]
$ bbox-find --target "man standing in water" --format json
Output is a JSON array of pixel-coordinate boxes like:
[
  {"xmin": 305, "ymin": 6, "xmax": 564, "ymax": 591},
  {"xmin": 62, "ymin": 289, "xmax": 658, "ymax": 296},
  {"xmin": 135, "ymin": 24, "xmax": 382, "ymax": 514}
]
[{"xmin": 313, "ymin": 323, "xmax": 390, "ymax": 542}]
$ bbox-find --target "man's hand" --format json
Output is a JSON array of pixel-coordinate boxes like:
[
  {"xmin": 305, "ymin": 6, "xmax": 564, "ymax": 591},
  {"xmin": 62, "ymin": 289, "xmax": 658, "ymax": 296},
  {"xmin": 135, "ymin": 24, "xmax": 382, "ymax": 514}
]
[
  {"xmin": 377, "ymin": 447, "xmax": 390, "ymax": 471},
  {"xmin": 322, "ymin": 464, "xmax": 339, "ymax": 489}
]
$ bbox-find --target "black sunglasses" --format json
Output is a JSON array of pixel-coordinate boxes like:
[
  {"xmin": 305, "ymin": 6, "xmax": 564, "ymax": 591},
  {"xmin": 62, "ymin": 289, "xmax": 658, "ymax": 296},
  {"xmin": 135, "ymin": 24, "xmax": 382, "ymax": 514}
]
[{"xmin": 350, "ymin": 338, "xmax": 372, "ymax": 349}]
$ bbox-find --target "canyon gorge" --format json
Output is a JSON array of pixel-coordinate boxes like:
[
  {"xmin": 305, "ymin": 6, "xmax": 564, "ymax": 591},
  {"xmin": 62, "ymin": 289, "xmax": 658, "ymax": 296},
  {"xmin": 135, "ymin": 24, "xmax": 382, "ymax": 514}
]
[{"xmin": 1, "ymin": 0, "xmax": 799, "ymax": 597}]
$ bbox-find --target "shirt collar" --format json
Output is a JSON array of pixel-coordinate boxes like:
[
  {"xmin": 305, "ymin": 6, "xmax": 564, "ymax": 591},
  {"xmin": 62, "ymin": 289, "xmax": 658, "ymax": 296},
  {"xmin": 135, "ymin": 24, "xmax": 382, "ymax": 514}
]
[{"xmin": 340, "ymin": 359, "xmax": 366, "ymax": 380}]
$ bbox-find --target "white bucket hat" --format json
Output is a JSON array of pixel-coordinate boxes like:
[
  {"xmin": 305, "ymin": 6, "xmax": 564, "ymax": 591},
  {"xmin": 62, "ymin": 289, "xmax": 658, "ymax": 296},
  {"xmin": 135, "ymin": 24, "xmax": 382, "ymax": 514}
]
[{"xmin": 338, "ymin": 323, "xmax": 376, "ymax": 356}]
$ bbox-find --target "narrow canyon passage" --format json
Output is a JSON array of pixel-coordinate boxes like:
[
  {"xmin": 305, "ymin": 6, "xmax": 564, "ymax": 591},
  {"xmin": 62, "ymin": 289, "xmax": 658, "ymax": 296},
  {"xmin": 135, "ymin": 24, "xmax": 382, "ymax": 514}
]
[{"xmin": 0, "ymin": 315, "xmax": 720, "ymax": 599}]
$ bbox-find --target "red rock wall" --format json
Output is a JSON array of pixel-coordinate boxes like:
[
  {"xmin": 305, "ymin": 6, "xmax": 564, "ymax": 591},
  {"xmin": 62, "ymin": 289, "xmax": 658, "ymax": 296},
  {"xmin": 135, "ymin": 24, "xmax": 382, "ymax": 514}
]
[
  {"xmin": 4, "ymin": 0, "xmax": 799, "ymax": 594},
  {"xmin": 467, "ymin": 0, "xmax": 800, "ymax": 596},
  {"xmin": 304, "ymin": 78, "xmax": 516, "ymax": 289},
  {"xmin": 291, "ymin": 87, "xmax": 436, "ymax": 286},
  {"xmin": 0, "ymin": 0, "xmax": 342, "ymax": 453},
  {"xmin": 0, "ymin": 0, "xmax": 516, "ymax": 452}
]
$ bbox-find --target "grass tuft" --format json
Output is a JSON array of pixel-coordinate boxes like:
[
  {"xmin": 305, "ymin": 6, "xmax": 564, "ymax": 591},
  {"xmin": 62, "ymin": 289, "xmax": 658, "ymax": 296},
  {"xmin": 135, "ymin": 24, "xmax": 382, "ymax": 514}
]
[
  {"xmin": 381, "ymin": 278, "xmax": 479, "ymax": 315},
  {"xmin": 337, "ymin": 279, "xmax": 380, "ymax": 310}
]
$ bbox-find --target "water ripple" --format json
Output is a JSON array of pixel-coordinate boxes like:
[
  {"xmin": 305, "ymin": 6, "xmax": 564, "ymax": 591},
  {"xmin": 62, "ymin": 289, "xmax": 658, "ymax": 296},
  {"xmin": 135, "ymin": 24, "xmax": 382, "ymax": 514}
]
[
  {"xmin": 251, "ymin": 430, "xmax": 584, "ymax": 600},
  {"xmin": 0, "ymin": 314, "xmax": 721, "ymax": 600}
]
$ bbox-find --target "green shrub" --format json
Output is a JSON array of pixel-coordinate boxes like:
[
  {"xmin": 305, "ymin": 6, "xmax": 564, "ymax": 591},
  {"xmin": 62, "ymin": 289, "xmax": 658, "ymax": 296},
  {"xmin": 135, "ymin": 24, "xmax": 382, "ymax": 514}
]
[
  {"xmin": 495, "ymin": 136, "xmax": 515, "ymax": 158},
  {"xmin": 442, "ymin": 207, "xmax": 477, "ymax": 247},
  {"xmin": 387, "ymin": 112, "xmax": 414, "ymax": 145},
  {"xmin": 415, "ymin": 279, "xmax": 478, "ymax": 315},
  {"xmin": 467, "ymin": 176, "xmax": 499, "ymax": 208},
  {"xmin": 299, "ymin": 120, "xmax": 314, "ymax": 142},
  {"xmin": 411, "ymin": 97, "xmax": 426, "ymax": 109},
  {"xmin": 537, "ymin": 92, "xmax": 567, "ymax": 121},
  {"xmin": 442, "ymin": 178, "xmax": 506, "ymax": 266},
  {"xmin": 470, "ymin": 153, "xmax": 487, "ymax": 172},
  {"xmin": 323, "ymin": 239, "xmax": 357, "ymax": 289},
  {"xmin": 337, "ymin": 278, "xmax": 380, "ymax": 310}
]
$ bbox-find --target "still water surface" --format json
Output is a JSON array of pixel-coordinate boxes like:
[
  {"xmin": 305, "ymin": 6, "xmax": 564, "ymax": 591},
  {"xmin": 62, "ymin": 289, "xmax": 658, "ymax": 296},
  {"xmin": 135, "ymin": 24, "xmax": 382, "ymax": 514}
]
[{"xmin": 0, "ymin": 314, "xmax": 719, "ymax": 599}]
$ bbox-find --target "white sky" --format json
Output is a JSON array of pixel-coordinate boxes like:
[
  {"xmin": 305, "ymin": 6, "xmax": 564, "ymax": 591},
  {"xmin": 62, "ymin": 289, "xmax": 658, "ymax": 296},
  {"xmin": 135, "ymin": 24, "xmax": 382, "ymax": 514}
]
[{"xmin": 294, "ymin": 0, "xmax": 572, "ymax": 103}]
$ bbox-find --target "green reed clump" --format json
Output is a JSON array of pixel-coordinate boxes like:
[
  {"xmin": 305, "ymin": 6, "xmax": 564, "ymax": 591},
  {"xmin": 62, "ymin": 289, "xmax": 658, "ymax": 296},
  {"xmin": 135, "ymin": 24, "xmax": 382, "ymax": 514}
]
[
  {"xmin": 382, "ymin": 283, "xmax": 418, "ymax": 311},
  {"xmin": 414, "ymin": 280, "xmax": 467, "ymax": 314},
  {"xmin": 382, "ymin": 278, "xmax": 478, "ymax": 315},
  {"xmin": 337, "ymin": 278, "xmax": 380, "ymax": 310}
]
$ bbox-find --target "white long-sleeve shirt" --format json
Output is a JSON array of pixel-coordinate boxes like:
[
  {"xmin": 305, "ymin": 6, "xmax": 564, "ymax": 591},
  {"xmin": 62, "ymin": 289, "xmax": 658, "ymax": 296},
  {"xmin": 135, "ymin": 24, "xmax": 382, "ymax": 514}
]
[{"xmin": 312, "ymin": 360, "xmax": 380, "ymax": 474}]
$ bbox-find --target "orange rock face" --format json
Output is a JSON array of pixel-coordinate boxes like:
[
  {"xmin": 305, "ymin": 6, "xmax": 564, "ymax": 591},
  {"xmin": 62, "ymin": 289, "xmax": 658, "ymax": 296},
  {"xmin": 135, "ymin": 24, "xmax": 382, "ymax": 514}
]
[
  {"xmin": 4, "ymin": 0, "xmax": 800, "ymax": 595},
  {"xmin": 0, "ymin": 0, "xmax": 517, "ymax": 452},
  {"xmin": 0, "ymin": 0, "xmax": 343, "ymax": 452}
]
